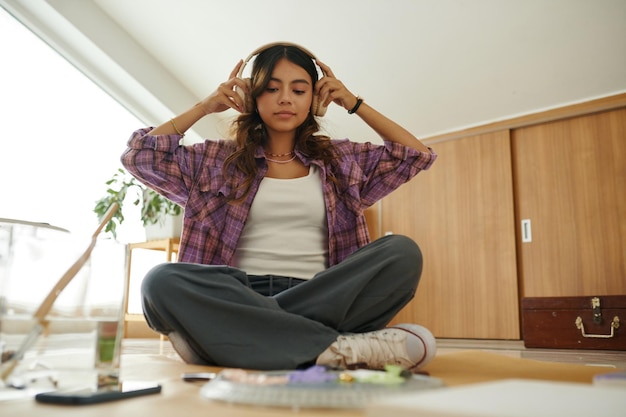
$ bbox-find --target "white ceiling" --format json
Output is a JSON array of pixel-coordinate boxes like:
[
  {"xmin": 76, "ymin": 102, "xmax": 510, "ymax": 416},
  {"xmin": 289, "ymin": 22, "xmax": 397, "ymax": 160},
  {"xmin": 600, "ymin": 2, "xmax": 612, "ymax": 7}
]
[{"xmin": 3, "ymin": 0, "xmax": 626, "ymax": 142}]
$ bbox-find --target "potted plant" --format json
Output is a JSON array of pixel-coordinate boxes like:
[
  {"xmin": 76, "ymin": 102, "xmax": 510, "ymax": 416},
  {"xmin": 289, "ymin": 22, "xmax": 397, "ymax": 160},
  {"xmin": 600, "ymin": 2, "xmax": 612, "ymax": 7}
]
[{"xmin": 93, "ymin": 168, "xmax": 182, "ymax": 240}]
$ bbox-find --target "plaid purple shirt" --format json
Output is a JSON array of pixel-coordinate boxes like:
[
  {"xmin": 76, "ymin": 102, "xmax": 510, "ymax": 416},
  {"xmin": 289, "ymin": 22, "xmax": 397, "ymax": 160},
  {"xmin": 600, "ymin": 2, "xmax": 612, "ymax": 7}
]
[{"xmin": 121, "ymin": 128, "xmax": 436, "ymax": 267}]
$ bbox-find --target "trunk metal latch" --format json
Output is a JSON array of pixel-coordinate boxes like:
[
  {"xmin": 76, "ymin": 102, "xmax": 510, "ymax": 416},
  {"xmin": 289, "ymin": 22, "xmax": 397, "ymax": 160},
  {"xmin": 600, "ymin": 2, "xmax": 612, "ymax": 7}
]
[{"xmin": 592, "ymin": 297, "xmax": 602, "ymax": 324}]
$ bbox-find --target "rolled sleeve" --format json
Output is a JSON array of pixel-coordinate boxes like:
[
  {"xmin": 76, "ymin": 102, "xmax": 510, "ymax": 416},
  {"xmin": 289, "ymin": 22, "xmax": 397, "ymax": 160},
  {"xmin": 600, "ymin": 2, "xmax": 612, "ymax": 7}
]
[{"xmin": 125, "ymin": 127, "xmax": 183, "ymax": 153}]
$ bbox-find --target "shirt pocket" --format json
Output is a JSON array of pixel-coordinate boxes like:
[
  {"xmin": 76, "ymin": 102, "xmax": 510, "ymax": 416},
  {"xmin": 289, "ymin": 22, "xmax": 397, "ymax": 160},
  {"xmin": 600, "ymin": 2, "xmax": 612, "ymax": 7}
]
[{"xmin": 185, "ymin": 166, "xmax": 231, "ymax": 225}]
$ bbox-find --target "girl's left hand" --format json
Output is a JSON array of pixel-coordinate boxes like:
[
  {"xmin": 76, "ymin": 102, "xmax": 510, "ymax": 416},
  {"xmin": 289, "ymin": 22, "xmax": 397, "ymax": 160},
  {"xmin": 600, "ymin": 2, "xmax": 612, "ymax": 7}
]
[{"xmin": 315, "ymin": 61, "xmax": 360, "ymax": 112}]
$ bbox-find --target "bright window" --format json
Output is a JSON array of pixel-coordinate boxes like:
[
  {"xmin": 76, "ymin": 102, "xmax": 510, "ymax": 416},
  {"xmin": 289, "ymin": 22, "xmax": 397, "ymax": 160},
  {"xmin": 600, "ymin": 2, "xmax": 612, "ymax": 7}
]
[
  {"xmin": 0, "ymin": 9, "xmax": 150, "ymax": 316},
  {"xmin": 0, "ymin": 8, "xmax": 144, "ymax": 241}
]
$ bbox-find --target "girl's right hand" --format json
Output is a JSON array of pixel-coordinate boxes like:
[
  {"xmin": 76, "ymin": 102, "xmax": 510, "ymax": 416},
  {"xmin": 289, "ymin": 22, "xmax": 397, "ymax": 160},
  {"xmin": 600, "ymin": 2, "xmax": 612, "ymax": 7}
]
[{"xmin": 197, "ymin": 60, "xmax": 249, "ymax": 115}]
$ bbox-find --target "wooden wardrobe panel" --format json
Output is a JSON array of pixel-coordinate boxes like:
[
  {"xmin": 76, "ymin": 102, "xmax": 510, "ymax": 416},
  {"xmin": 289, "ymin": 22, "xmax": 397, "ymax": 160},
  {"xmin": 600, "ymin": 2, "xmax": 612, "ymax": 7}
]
[
  {"xmin": 364, "ymin": 203, "xmax": 381, "ymax": 241},
  {"xmin": 384, "ymin": 131, "xmax": 520, "ymax": 339},
  {"xmin": 513, "ymin": 108, "xmax": 626, "ymax": 297}
]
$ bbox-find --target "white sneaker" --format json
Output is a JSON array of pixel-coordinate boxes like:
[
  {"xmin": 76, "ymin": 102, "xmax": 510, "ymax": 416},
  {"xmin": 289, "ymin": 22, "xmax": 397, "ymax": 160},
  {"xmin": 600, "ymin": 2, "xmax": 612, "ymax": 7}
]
[{"xmin": 316, "ymin": 324, "xmax": 436, "ymax": 371}]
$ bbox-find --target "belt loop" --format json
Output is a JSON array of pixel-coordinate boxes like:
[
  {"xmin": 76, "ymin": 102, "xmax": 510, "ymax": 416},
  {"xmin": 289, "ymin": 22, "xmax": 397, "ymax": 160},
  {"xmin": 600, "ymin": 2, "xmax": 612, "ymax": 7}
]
[{"xmin": 269, "ymin": 275, "xmax": 274, "ymax": 296}]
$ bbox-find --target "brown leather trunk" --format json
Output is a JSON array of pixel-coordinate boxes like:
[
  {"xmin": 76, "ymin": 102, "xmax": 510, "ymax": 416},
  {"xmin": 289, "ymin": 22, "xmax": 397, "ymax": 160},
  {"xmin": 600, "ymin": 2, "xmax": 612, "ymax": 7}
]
[{"xmin": 521, "ymin": 295, "xmax": 625, "ymax": 350}]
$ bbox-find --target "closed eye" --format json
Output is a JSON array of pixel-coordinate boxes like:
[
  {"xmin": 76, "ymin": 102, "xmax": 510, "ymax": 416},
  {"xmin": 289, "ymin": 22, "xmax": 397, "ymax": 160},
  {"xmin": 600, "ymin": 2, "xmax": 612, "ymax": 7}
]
[{"xmin": 264, "ymin": 87, "xmax": 307, "ymax": 95}]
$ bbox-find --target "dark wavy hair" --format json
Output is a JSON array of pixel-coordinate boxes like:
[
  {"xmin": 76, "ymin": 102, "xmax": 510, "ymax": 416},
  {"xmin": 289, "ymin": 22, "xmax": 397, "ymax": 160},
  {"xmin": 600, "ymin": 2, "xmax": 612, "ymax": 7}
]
[{"xmin": 223, "ymin": 44, "xmax": 337, "ymax": 202}]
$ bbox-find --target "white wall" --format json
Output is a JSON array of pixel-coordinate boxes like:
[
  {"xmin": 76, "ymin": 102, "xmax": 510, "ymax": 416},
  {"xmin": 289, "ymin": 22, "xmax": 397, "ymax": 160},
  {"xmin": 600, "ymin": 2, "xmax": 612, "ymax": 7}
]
[{"xmin": 66, "ymin": 0, "xmax": 626, "ymax": 140}]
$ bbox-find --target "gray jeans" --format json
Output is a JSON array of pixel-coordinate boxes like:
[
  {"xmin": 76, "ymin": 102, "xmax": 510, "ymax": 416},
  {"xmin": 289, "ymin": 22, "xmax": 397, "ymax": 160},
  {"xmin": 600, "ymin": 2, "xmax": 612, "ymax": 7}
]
[{"xmin": 140, "ymin": 234, "xmax": 423, "ymax": 370}]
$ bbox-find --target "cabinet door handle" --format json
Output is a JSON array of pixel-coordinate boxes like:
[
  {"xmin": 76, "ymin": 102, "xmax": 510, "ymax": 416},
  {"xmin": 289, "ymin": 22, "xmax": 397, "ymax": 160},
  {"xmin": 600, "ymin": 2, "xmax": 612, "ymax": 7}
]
[{"xmin": 521, "ymin": 219, "xmax": 532, "ymax": 243}]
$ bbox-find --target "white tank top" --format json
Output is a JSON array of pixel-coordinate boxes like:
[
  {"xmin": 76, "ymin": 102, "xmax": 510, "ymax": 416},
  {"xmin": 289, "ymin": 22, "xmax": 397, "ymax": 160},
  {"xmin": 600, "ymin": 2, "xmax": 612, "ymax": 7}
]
[{"xmin": 233, "ymin": 166, "xmax": 328, "ymax": 279}]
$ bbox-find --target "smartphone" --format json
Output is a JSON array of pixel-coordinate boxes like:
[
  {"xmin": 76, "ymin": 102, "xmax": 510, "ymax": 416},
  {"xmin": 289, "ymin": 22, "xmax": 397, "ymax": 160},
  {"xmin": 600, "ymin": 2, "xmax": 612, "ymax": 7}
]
[{"xmin": 34, "ymin": 381, "xmax": 162, "ymax": 405}]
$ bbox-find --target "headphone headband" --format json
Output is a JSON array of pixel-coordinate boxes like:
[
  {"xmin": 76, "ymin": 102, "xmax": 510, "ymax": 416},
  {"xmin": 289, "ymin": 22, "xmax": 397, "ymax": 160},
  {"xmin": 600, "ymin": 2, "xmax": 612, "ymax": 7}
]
[{"xmin": 238, "ymin": 42, "xmax": 319, "ymax": 78}]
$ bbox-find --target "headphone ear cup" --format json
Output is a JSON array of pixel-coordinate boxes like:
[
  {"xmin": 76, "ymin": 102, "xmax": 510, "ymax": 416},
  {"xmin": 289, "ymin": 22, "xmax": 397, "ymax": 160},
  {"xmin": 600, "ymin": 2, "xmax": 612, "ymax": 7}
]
[
  {"xmin": 313, "ymin": 91, "xmax": 328, "ymax": 117},
  {"xmin": 235, "ymin": 78, "xmax": 252, "ymax": 112}
]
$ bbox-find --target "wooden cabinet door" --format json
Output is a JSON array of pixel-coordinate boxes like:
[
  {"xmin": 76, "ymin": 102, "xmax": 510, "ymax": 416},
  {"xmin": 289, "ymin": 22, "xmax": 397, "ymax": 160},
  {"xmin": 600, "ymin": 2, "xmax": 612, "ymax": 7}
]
[
  {"xmin": 383, "ymin": 131, "xmax": 520, "ymax": 339},
  {"xmin": 513, "ymin": 108, "xmax": 626, "ymax": 297}
]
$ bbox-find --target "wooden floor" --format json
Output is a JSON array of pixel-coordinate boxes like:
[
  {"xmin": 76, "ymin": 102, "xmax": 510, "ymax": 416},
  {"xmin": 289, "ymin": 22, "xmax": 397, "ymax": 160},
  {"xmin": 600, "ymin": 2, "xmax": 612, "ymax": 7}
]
[
  {"xmin": 436, "ymin": 339, "xmax": 626, "ymax": 368},
  {"xmin": 122, "ymin": 338, "xmax": 626, "ymax": 369}
]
